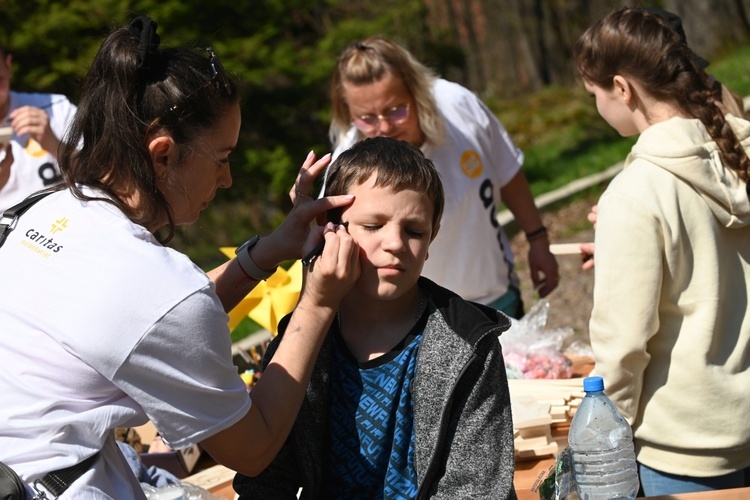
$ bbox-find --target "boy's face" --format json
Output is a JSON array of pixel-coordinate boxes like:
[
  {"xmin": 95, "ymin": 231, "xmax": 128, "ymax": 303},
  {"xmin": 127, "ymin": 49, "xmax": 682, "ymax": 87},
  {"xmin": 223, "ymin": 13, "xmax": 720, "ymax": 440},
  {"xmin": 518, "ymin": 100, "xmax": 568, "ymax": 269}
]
[{"xmin": 341, "ymin": 173, "xmax": 436, "ymax": 303}]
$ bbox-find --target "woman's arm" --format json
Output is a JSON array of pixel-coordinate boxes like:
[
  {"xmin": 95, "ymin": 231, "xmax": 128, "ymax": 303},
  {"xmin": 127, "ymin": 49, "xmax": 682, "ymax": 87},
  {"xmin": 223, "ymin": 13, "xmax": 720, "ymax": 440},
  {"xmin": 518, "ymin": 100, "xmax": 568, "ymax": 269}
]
[
  {"xmin": 200, "ymin": 222, "xmax": 360, "ymax": 476},
  {"xmin": 500, "ymin": 170, "xmax": 559, "ymax": 297}
]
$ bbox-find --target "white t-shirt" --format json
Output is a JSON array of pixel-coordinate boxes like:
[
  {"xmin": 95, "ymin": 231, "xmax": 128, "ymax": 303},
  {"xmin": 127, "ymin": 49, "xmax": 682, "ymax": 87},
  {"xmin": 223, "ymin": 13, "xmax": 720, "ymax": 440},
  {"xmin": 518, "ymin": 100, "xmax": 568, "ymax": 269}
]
[
  {"xmin": 0, "ymin": 91, "xmax": 77, "ymax": 211},
  {"xmin": 332, "ymin": 79, "xmax": 523, "ymax": 304},
  {"xmin": 0, "ymin": 189, "xmax": 250, "ymax": 498}
]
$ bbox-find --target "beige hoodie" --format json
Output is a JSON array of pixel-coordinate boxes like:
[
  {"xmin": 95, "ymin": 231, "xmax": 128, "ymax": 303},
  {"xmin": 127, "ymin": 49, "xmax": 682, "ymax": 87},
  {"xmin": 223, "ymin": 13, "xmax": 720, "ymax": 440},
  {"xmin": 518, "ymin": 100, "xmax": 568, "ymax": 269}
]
[{"xmin": 590, "ymin": 115, "xmax": 750, "ymax": 477}]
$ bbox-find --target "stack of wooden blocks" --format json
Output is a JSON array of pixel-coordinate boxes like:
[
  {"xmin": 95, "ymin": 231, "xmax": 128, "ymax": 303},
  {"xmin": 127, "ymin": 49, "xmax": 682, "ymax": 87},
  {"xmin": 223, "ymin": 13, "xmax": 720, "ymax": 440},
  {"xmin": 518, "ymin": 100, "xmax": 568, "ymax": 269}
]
[{"xmin": 510, "ymin": 378, "xmax": 587, "ymax": 460}]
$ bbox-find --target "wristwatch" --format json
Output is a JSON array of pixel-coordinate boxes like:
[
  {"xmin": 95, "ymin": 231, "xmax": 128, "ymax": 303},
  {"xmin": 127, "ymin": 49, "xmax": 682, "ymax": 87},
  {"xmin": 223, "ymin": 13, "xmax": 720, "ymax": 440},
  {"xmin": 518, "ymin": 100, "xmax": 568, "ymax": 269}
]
[{"xmin": 235, "ymin": 235, "xmax": 277, "ymax": 281}]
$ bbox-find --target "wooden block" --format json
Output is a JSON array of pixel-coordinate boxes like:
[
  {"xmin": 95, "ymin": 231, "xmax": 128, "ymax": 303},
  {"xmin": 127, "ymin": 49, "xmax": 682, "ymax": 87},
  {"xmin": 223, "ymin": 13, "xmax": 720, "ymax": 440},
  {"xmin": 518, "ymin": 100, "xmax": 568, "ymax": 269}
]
[
  {"xmin": 515, "ymin": 434, "xmax": 553, "ymax": 450},
  {"xmin": 516, "ymin": 441, "xmax": 559, "ymax": 460},
  {"xmin": 514, "ymin": 414, "xmax": 553, "ymax": 429},
  {"xmin": 183, "ymin": 464, "xmax": 235, "ymax": 493},
  {"xmin": 518, "ymin": 425, "xmax": 552, "ymax": 439},
  {"xmin": 549, "ymin": 243, "xmax": 587, "ymax": 255}
]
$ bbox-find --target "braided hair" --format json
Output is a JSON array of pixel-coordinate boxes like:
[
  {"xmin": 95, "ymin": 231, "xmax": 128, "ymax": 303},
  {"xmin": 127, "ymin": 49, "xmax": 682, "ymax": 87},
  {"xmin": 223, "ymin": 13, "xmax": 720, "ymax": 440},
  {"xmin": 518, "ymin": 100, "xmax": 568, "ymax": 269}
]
[{"xmin": 575, "ymin": 7, "xmax": 750, "ymax": 188}]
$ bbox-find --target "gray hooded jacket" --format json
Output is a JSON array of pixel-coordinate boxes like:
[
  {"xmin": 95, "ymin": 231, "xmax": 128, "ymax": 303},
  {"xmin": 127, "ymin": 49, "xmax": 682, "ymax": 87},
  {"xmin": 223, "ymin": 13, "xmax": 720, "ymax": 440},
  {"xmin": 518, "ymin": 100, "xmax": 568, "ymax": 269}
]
[{"xmin": 234, "ymin": 277, "xmax": 517, "ymax": 499}]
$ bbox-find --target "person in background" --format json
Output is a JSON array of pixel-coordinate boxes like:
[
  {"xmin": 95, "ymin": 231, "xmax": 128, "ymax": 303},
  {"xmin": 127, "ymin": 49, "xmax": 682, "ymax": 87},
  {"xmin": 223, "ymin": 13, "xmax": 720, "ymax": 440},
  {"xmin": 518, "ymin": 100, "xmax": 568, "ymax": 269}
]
[
  {"xmin": 579, "ymin": 6, "xmax": 747, "ymax": 270},
  {"xmin": 234, "ymin": 137, "xmax": 516, "ymax": 499},
  {"xmin": 0, "ymin": 40, "xmax": 77, "ymax": 210},
  {"xmin": 576, "ymin": 7, "xmax": 750, "ymax": 495},
  {"xmin": 0, "ymin": 16, "xmax": 359, "ymax": 499},
  {"xmin": 327, "ymin": 36, "xmax": 558, "ymax": 319}
]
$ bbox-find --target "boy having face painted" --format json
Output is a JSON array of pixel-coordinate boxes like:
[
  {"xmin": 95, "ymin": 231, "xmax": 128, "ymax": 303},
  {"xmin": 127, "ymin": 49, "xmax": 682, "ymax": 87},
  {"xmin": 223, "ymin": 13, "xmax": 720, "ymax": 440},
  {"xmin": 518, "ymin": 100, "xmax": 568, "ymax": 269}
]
[{"xmin": 234, "ymin": 136, "xmax": 517, "ymax": 499}]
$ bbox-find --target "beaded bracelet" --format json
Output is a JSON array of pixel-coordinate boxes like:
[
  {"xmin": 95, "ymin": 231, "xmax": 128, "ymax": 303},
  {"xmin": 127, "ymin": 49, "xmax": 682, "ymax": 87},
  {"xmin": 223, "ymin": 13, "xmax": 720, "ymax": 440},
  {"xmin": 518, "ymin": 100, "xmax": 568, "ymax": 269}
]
[{"xmin": 525, "ymin": 226, "xmax": 548, "ymax": 242}]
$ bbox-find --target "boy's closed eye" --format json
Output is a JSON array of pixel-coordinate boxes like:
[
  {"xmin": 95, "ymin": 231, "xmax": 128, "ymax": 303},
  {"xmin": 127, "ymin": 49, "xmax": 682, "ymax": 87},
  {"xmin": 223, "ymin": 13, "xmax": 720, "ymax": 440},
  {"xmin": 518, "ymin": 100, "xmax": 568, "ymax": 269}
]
[{"xmin": 356, "ymin": 222, "xmax": 427, "ymax": 238}]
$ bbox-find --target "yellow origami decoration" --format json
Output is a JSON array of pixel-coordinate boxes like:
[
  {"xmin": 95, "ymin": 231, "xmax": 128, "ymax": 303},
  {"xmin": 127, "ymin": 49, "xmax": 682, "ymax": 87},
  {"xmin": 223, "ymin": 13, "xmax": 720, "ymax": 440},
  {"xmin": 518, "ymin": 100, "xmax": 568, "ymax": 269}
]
[{"xmin": 219, "ymin": 247, "xmax": 303, "ymax": 335}]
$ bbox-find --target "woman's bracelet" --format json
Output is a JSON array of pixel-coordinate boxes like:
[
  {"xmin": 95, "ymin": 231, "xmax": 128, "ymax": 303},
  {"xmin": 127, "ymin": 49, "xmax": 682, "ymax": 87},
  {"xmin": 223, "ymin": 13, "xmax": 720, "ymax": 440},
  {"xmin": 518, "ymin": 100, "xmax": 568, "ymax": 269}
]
[{"xmin": 525, "ymin": 226, "xmax": 548, "ymax": 242}]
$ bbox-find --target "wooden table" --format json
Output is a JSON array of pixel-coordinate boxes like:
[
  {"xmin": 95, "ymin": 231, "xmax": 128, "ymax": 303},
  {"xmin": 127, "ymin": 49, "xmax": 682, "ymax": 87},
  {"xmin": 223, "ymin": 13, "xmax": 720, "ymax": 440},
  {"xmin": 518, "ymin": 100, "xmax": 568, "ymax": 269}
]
[{"xmin": 187, "ymin": 462, "xmax": 750, "ymax": 499}]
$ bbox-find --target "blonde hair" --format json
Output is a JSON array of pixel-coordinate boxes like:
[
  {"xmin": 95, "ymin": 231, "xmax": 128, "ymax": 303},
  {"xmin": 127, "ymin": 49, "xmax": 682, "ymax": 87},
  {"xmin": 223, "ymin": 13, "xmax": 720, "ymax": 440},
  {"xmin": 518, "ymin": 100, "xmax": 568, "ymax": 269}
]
[{"xmin": 329, "ymin": 36, "xmax": 444, "ymax": 148}]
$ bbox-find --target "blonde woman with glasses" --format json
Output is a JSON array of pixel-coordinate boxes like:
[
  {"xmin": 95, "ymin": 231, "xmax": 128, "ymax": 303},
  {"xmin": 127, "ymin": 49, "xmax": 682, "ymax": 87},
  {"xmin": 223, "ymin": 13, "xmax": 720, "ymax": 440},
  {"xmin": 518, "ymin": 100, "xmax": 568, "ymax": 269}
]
[{"xmin": 327, "ymin": 36, "xmax": 558, "ymax": 319}]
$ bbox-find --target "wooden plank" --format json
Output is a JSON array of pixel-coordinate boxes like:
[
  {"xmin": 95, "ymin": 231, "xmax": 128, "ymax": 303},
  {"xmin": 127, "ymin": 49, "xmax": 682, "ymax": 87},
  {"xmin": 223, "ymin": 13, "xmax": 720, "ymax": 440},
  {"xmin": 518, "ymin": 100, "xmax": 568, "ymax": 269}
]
[{"xmin": 183, "ymin": 465, "xmax": 235, "ymax": 498}]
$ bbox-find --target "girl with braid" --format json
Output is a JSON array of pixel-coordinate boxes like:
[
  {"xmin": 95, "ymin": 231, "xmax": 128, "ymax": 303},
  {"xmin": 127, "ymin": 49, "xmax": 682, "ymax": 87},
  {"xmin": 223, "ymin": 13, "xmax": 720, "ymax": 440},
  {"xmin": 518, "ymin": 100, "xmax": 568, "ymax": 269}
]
[{"xmin": 576, "ymin": 7, "xmax": 750, "ymax": 496}]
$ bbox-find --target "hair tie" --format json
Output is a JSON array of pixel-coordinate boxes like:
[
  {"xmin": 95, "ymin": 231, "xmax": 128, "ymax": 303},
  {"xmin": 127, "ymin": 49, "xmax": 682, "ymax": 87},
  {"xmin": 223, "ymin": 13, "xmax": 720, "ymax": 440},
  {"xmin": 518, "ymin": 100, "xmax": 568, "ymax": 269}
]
[
  {"xmin": 354, "ymin": 42, "xmax": 370, "ymax": 51},
  {"xmin": 128, "ymin": 16, "xmax": 161, "ymax": 70}
]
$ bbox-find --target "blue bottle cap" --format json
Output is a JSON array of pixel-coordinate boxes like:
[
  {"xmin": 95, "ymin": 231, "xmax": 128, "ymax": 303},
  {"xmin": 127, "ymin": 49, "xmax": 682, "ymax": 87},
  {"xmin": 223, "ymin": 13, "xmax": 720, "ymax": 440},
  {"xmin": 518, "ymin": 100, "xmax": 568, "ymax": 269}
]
[{"xmin": 583, "ymin": 376, "xmax": 604, "ymax": 392}]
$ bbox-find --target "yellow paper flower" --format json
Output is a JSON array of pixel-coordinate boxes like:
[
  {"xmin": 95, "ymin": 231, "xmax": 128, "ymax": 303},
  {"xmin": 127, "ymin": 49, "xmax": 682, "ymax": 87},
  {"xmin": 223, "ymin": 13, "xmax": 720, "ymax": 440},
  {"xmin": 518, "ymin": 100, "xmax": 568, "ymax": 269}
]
[{"xmin": 220, "ymin": 248, "xmax": 303, "ymax": 334}]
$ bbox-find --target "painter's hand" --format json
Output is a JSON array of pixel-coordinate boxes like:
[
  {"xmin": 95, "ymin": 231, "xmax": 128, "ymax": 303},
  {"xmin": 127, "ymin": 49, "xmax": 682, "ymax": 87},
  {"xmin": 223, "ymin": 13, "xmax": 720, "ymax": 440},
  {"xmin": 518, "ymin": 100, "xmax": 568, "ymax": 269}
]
[
  {"xmin": 9, "ymin": 106, "xmax": 60, "ymax": 157},
  {"xmin": 299, "ymin": 222, "xmax": 359, "ymax": 309},
  {"xmin": 529, "ymin": 239, "xmax": 559, "ymax": 297},
  {"xmin": 263, "ymin": 151, "xmax": 354, "ymax": 264}
]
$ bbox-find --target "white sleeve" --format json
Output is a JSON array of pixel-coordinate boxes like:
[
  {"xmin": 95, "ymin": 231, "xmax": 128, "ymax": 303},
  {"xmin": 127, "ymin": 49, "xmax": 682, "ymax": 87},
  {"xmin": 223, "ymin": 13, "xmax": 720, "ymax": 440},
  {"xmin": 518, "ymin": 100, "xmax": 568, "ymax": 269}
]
[
  {"xmin": 434, "ymin": 79, "xmax": 523, "ymax": 187},
  {"xmin": 113, "ymin": 285, "xmax": 251, "ymax": 449},
  {"xmin": 49, "ymin": 95, "xmax": 78, "ymax": 140}
]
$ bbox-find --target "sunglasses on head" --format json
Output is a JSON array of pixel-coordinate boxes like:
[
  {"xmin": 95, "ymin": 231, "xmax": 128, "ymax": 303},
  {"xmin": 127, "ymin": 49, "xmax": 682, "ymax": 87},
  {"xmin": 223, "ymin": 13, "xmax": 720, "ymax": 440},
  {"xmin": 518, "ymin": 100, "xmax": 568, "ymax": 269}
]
[{"xmin": 169, "ymin": 46, "xmax": 231, "ymax": 114}]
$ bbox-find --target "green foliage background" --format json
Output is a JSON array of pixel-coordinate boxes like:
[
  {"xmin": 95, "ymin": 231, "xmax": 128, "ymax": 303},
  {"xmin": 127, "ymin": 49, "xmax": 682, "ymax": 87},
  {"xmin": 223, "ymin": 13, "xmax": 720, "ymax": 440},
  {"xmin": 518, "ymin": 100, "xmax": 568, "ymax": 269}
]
[
  {"xmin": 3, "ymin": 1, "xmax": 750, "ymax": 273},
  {"xmin": 1, "ymin": 0, "xmax": 440, "ymax": 266},
  {"xmin": 2, "ymin": 0, "xmax": 432, "ymax": 204}
]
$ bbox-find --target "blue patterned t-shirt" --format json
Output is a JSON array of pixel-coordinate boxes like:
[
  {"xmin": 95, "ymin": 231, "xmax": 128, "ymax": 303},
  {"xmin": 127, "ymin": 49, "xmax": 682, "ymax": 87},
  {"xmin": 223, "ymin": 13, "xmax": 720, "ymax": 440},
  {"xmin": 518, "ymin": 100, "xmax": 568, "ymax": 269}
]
[{"xmin": 323, "ymin": 314, "xmax": 427, "ymax": 499}]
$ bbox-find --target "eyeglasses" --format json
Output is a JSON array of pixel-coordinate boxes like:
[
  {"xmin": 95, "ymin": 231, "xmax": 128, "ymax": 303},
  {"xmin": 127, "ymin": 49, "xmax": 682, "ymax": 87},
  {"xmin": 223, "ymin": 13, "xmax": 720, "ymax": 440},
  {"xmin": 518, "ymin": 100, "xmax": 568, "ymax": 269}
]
[
  {"xmin": 352, "ymin": 104, "xmax": 409, "ymax": 132},
  {"xmin": 169, "ymin": 46, "xmax": 231, "ymax": 114}
]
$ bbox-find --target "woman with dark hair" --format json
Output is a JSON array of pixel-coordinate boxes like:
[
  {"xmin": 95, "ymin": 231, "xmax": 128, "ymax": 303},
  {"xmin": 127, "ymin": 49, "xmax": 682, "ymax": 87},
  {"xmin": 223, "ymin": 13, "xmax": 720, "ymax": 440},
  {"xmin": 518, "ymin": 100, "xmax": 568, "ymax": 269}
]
[
  {"xmin": 0, "ymin": 16, "xmax": 358, "ymax": 498},
  {"xmin": 576, "ymin": 7, "xmax": 750, "ymax": 495}
]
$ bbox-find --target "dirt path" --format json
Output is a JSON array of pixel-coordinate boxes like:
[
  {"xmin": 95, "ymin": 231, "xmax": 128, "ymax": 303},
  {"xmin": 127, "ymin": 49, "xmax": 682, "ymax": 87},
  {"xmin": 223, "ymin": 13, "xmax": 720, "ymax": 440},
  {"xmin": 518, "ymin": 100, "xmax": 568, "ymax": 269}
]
[{"xmin": 509, "ymin": 190, "xmax": 602, "ymax": 338}]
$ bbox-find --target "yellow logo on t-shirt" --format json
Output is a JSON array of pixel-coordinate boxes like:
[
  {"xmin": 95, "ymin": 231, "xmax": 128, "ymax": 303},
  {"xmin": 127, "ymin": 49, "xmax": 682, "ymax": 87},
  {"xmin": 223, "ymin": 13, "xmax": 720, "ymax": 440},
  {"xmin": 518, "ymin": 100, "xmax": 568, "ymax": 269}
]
[
  {"xmin": 460, "ymin": 150, "xmax": 483, "ymax": 178},
  {"xmin": 24, "ymin": 138, "xmax": 47, "ymax": 157},
  {"xmin": 51, "ymin": 217, "xmax": 69, "ymax": 234}
]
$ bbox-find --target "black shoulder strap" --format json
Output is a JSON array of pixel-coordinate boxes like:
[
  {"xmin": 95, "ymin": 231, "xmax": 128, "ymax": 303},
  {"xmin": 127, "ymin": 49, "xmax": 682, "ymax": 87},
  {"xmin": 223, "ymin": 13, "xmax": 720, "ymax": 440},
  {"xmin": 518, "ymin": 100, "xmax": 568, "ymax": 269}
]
[
  {"xmin": 33, "ymin": 452, "xmax": 99, "ymax": 497},
  {"xmin": 0, "ymin": 191, "xmax": 55, "ymax": 249}
]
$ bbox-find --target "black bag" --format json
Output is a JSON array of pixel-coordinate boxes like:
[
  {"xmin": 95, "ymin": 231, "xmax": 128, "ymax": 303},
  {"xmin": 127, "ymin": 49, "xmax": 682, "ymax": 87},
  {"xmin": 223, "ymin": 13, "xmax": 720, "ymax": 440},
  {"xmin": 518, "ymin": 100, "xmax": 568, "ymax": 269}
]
[
  {"xmin": 0, "ymin": 461, "xmax": 25, "ymax": 500},
  {"xmin": 0, "ymin": 453, "xmax": 99, "ymax": 499}
]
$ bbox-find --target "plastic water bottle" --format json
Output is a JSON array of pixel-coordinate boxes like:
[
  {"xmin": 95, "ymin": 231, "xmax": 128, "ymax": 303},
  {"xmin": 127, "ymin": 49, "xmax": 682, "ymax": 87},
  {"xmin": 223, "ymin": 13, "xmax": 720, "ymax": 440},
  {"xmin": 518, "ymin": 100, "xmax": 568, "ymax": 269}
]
[{"xmin": 568, "ymin": 376, "xmax": 640, "ymax": 499}]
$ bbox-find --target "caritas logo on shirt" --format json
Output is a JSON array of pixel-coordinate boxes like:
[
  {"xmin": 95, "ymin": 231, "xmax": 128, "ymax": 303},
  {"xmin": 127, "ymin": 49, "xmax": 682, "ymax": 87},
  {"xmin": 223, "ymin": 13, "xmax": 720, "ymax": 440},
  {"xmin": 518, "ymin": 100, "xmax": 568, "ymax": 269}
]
[{"xmin": 21, "ymin": 216, "xmax": 68, "ymax": 257}]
